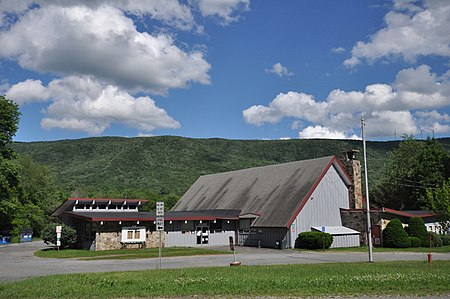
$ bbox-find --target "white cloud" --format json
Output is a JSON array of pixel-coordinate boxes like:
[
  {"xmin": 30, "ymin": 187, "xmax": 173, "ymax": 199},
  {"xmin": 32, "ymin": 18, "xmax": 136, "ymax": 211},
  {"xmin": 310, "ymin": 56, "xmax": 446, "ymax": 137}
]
[
  {"xmin": 197, "ymin": 0, "xmax": 250, "ymax": 25},
  {"xmin": 298, "ymin": 126, "xmax": 359, "ymax": 140},
  {"xmin": 366, "ymin": 110, "xmax": 418, "ymax": 137},
  {"xmin": 6, "ymin": 79, "xmax": 49, "ymax": 104},
  {"xmin": 344, "ymin": 0, "xmax": 450, "ymax": 67},
  {"xmin": 331, "ymin": 47, "xmax": 346, "ymax": 54},
  {"xmin": 0, "ymin": 4, "xmax": 211, "ymax": 94},
  {"xmin": 266, "ymin": 63, "xmax": 294, "ymax": 77},
  {"xmin": 0, "ymin": 0, "xmax": 197, "ymax": 31},
  {"xmin": 9, "ymin": 76, "xmax": 180, "ymax": 135},
  {"xmin": 243, "ymin": 65, "xmax": 450, "ymax": 139},
  {"xmin": 243, "ymin": 91, "xmax": 327, "ymax": 126}
]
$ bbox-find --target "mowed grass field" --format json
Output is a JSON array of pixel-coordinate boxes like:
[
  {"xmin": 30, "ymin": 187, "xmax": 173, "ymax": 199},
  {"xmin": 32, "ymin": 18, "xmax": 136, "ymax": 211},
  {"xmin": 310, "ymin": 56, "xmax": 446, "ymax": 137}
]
[
  {"xmin": 34, "ymin": 247, "xmax": 230, "ymax": 260},
  {"xmin": 1, "ymin": 261, "xmax": 449, "ymax": 298}
]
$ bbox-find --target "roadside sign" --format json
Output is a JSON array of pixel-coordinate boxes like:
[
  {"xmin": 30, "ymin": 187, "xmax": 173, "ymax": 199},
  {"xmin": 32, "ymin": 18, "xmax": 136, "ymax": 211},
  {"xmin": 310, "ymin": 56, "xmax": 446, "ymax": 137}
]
[
  {"xmin": 321, "ymin": 226, "xmax": 325, "ymax": 232},
  {"xmin": 156, "ymin": 217, "xmax": 164, "ymax": 231},
  {"xmin": 56, "ymin": 226, "xmax": 62, "ymax": 233},
  {"xmin": 156, "ymin": 202, "xmax": 164, "ymax": 216}
]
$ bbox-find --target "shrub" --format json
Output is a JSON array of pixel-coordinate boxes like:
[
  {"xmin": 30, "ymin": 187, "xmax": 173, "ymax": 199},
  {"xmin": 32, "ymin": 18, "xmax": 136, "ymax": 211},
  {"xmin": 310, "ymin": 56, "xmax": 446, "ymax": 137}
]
[
  {"xmin": 408, "ymin": 217, "xmax": 429, "ymax": 247},
  {"xmin": 432, "ymin": 233, "xmax": 443, "ymax": 247},
  {"xmin": 296, "ymin": 231, "xmax": 333, "ymax": 249},
  {"xmin": 441, "ymin": 235, "xmax": 450, "ymax": 246},
  {"xmin": 41, "ymin": 223, "xmax": 77, "ymax": 249},
  {"xmin": 383, "ymin": 219, "xmax": 410, "ymax": 248},
  {"xmin": 409, "ymin": 237, "xmax": 422, "ymax": 247}
]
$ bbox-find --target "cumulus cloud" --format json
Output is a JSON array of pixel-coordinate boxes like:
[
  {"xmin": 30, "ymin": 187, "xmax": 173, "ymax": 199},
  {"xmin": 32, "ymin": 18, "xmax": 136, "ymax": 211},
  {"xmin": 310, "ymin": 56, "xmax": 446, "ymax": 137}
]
[
  {"xmin": 299, "ymin": 126, "xmax": 347, "ymax": 139},
  {"xmin": 6, "ymin": 79, "xmax": 49, "ymax": 104},
  {"xmin": 0, "ymin": 0, "xmax": 197, "ymax": 31},
  {"xmin": 7, "ymin": 76, "xmax": 180, "ymax": 135},
  {"xmin": 243, "ymin": 65, "xmax": 450, "ymax": 139},
  {"xmin": 0, "ymin": 5, "xmax": 210, "ymax": 95},
  {"xmin": 243, "ymin": 91, "xmax": 327, "ymax": 126},
  {"xmin": 266, "ymin": 63, "xmax": 294, "ymax": 77},
  {"xmin": 197, "ymin": 0, "xmax": 250, "ymax": 24},
  {"xmin": 331, "ymin": 47, "xmax": 346, "ymax": 54},
  {"xmin": 344, "ymin": 0, "xmax": 450, "ymax": 67}
]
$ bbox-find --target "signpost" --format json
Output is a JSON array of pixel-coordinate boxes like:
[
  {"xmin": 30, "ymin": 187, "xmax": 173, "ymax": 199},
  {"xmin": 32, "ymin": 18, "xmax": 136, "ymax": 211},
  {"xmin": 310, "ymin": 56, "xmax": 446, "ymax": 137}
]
[
  {"xmin": 156, "ymin": 202, "xmax": 164, "ymax": 269},
  {"xmin": 56, "ymin": 225, "xmax": 62, "ymax": 251},
  {"xmin": 229, "ymin": 236, "xmax": 240, "ymax": 266},
  {"xmin": 321, "ymin": 226, "xmax": 325, "ymax": 252}
]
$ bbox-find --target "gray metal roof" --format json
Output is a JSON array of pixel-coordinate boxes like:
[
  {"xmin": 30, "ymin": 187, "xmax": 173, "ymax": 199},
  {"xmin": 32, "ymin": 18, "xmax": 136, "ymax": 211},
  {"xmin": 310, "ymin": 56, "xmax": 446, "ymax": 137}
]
[
  {"xmin": 172, "ymin": 156, "xmax": 351, "ymax": 228},
  {"xmin": 311, "ymin": 226, "xmax": 360, "ymax": 235}
]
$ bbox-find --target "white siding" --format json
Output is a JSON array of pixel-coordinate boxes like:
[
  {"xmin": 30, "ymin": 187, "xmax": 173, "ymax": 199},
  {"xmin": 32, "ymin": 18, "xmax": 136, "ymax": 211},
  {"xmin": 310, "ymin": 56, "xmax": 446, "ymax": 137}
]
[
  {"xmin": 330, "ymin": 235, "xmax": 360, "ymax": 248},
  {"xmin": 166, "ymin": 231, "xmax": 235, "ymax": 247},
  {"xmin": 289, "ymin": 165, "xmax": 350, "ymax": 248}
]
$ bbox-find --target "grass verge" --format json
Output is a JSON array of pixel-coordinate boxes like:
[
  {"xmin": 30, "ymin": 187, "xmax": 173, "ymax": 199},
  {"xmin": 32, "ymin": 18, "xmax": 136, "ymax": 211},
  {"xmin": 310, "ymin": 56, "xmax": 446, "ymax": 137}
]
[
  {"xmin": 296, "ymin": 245, "xmax": 450, "ymax": 253},
  {"xmin": 0, "ymin": 261, "xmax": 449, "ymax": 298},
  {"xmin": 34, "ymin": 247, "xmax": 230, "ymax": 260}
]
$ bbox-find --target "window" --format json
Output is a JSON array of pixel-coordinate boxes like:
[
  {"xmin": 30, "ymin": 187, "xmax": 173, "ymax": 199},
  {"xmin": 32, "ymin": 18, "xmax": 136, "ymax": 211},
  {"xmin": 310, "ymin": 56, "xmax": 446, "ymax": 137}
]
[{"xmin": 121, "ymin": 227, "xmax": 146, "ymax": 243}]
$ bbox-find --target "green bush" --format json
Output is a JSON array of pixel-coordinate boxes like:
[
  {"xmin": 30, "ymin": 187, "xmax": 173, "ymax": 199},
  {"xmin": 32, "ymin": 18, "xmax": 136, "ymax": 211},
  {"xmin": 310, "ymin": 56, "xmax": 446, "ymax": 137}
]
[
  {"xmin": 41, "ymin": 223, "xmax": 77, "ymax": 249},
  {"xmin": 296, "ymin": 231, "xmax": 333, "ymax": 249},
  {"xmin": 383, "ymin": 219, "xmax": 410, "ymax": 248},
  {"xmin": 409, "ymin": 237, "xmax": 422, "ymax": 247},
  {"xmin": 431, "ymin": 233, "xmax": 443, "ymax": 247},
  {"xmin": 441, "ymin": 235, "xmax": 450, "ymax": 246},
  {"xmin": 408, "ymin": 217, "xmax": 429, "ymax": 247}
]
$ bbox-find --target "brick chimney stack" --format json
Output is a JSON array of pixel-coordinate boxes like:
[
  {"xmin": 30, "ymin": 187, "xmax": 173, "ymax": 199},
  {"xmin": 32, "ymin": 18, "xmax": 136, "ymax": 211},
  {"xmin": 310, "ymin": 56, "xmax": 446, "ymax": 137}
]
[{"xmin": 339, "ymin": 150, "xmax": 363, "ymax": 209}]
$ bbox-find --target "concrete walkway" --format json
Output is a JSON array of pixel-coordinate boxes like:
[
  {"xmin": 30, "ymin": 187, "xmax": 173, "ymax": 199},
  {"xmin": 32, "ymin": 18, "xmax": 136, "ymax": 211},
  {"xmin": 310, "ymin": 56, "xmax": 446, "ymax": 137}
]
[{"xmin": 1, "ymin": 241, "xmax": 449, "ymax": 282}]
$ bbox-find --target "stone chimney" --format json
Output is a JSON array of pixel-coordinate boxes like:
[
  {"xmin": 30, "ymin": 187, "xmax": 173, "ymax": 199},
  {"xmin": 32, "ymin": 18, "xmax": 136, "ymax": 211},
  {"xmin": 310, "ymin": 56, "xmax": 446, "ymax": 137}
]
[{"xmin": 339, "ymin": 150, "xmax": 363, "ymax": 209}]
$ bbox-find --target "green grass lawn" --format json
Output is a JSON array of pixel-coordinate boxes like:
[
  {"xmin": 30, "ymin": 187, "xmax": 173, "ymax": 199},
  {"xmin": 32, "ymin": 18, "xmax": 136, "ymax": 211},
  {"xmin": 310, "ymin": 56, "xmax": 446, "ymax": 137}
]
[
  {"xmin": 1, "ymin": 261, "xmax": 449, "ymax": 298},
  {"xmin": 296, "ymin": 245, "xmax": 450, "ymax": 253},
  {"xmin": 35, "ymin": 247, "xmax": 230, "ymax": 260}
]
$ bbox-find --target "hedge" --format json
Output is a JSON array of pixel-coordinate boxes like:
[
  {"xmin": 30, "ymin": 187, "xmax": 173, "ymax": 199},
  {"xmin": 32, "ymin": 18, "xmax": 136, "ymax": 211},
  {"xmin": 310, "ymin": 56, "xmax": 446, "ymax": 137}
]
[
  {"xmin": 409, "ymin": 237, "xmax": 422, "ymax": 247},
  {"xmin": 383, "ymin": 219, "xmax": 410, "ymax": 248},
  {"xmin": 296, "ymin": 231, "xmax": 333, "ymax": 249},
  {"xmin": 441, "ymin": 235, "xmax": 450, "ymax": 246},
  {"xmin": 408, "ymin": 217, "xmax": 429, "ymax": 247}
]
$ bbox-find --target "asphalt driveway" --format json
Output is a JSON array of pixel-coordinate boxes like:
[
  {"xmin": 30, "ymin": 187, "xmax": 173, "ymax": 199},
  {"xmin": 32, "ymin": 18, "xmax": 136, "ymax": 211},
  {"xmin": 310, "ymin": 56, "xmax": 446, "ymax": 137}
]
[{"xmin": 1, "ymin": 241, "xmax": 450, "ymax": 282}]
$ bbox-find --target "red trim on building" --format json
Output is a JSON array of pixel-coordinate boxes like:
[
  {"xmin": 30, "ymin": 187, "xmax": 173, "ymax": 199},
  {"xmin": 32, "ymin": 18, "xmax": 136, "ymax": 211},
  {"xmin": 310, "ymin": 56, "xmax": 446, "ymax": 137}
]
[
  {"xmin": 287, "ymin": 156, "xmax": 349, "ymax": 228},
  {"xmin": 68, "ymin": 198, "xmax": 147, "ymax": 203}
]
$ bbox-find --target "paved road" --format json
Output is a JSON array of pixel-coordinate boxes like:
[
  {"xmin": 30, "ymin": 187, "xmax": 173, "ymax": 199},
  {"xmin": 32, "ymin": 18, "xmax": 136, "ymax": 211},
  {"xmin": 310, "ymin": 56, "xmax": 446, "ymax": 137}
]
[{"xmin": 1, "ymin": 241, "xmax": 450, "ymax": 282}]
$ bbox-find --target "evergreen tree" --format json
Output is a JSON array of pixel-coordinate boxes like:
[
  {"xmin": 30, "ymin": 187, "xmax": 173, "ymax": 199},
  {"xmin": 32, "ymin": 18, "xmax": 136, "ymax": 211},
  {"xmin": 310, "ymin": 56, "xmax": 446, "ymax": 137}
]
[
  {"xmin": 383, "ymin": 218, "xmax": 410, "ymax": 248},
  {"xmin": 408, "ymin": 217, "xmax": 429, "ymax": 246}
]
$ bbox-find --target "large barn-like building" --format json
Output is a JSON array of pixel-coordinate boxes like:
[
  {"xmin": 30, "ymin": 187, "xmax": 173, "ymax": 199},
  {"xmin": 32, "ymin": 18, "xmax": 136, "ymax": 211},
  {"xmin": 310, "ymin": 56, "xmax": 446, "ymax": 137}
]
[{"xmin": 54, "ymin": 155, "xmax": 371, "ymax": 250}]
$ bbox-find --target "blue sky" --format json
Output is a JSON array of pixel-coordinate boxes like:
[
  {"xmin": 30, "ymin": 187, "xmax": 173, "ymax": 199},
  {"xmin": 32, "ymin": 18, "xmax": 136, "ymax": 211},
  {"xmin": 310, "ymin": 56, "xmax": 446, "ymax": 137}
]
[{"xmin": 1, "ymin": 0, "xmax": 450, "ymax": 142}]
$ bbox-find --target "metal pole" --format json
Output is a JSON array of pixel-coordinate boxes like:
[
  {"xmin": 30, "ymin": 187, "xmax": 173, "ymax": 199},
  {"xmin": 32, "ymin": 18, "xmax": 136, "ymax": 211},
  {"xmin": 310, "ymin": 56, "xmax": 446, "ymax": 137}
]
[
  {"xmin": 158, "ymin": 230, "xmax": 162, "ymax": 269},
  {"xmin": 361, "ymin": 118, "xmax": 374, "ymax": 263}
]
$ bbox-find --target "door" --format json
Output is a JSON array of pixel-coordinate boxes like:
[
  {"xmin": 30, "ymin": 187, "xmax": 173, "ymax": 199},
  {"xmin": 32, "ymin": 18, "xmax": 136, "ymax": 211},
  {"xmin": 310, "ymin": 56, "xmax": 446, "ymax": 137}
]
[{"xmin": 196, "ymin": 224, "xmax": 209, "ymax": 245}]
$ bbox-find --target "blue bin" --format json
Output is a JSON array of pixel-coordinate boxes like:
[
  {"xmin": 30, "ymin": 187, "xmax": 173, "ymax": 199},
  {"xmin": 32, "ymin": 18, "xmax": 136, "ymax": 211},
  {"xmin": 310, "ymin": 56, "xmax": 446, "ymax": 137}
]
[{"xmin": 0, "ymin": 236, "xmax": 11, "ymax": 244}]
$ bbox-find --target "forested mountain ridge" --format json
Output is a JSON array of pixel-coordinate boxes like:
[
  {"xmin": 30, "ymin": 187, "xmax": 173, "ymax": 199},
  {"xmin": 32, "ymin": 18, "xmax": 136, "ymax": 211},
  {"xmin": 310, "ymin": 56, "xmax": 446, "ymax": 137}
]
[{"xmin": 12, "ymin": 136, "xmax": 450, "ymax": 200}]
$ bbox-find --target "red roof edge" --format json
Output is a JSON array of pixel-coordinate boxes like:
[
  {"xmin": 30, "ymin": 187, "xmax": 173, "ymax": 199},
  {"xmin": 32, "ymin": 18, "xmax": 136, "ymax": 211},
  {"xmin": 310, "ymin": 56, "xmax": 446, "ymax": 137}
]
[
  {"xmin": 68, "ymin": 198, "xmax": 148, "ymax": 203},
  {"xmin": 287, "ymin": 156, "xmax": 347, "ymax": 228}
]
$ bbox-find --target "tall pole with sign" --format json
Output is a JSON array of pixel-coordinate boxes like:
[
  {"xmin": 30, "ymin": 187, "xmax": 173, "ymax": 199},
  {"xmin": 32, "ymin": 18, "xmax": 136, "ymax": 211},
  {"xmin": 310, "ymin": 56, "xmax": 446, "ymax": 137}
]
[{"xmin": 156, "ymin": 202, "xmax": 164, "ymax": 269}]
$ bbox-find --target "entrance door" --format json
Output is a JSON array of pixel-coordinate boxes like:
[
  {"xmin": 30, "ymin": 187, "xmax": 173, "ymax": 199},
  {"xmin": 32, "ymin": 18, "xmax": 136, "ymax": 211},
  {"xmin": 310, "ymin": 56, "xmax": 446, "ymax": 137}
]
[{"xmin": 196, "ymin": 224, "xmax": 209, "ymax": 245}]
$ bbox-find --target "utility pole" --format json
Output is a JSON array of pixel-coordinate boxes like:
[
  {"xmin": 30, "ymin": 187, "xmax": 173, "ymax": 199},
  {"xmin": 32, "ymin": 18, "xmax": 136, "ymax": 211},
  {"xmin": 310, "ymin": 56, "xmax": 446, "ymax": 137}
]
[{"xmin": 361, "ymin": 118, "xmax": 374, "ymax": 263}]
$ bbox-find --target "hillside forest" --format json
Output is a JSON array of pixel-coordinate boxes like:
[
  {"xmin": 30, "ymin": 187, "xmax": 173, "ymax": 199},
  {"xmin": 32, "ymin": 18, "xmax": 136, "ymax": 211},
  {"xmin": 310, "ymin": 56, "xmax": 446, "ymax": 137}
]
[{"xmin": 1, "ymin": 95, "xmax": 450, "ymax": 239}]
